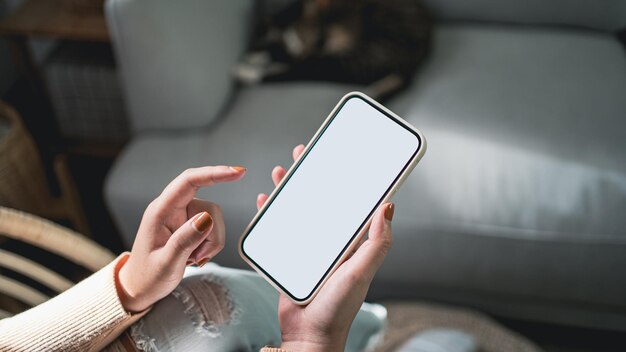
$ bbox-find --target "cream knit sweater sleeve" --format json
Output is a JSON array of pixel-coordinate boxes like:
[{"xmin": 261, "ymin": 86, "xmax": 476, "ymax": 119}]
[{"xmin": 0, "ymin": 253, "xmax": 148, "ymax": 352}]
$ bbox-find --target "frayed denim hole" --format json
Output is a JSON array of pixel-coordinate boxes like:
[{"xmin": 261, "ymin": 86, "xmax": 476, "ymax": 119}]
[{"xmin": 172, "ymin": 274, "xmax": 241, "ymax": 338}]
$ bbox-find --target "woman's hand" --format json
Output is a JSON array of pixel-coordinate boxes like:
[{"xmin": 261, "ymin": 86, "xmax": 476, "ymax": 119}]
[
  {"xmin": 256, "ymin": 146, "xmax": 394, "ymax": 352},
  {"xmin": 117, "ymin": 165, "xmax": 246, "ymax": 312}
]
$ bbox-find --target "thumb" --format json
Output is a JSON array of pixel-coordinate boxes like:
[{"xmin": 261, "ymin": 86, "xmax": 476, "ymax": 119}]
[
  {"xmin": 165, "ymin": 212, "xmax": 213, "ymax": 263},
  {"xmin": 343, "ymin": 203, "xmax": 394, "ymax": 283}
]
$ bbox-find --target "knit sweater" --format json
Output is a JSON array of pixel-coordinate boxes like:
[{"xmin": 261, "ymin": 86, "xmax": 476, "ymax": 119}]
[
  {"xmin": 0, "ymin": 253, "xmax": 147, "ymax": 351},
  {"xmin": 0, "ymin": 253, "xmax": 288, "ymax": 352}
]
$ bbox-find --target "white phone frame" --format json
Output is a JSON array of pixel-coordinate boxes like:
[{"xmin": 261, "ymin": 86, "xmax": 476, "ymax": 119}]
[{"xmin": 239, "ymin": 91, "xmax": 427, "ymax": 305}]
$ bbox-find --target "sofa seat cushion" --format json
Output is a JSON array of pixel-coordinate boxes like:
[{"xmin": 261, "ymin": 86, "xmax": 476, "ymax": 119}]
[
  {"xmin": 391, "ymin": 24, "xmax": 626, "ymax": 236},
  {"xmin": 380, "ymin": 25, "xmax": 626, "ymax": 328}
]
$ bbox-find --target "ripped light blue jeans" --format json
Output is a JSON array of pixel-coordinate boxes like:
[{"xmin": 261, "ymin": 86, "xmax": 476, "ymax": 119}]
[{"xmin": 104, "ymin": 263, "xmax": 386, "ymax": 352}]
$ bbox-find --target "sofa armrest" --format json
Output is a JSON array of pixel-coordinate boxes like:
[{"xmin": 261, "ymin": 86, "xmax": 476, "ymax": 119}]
[{"xmin": 105, "ymin": 0, "xmax": 254, "ymax": 132}]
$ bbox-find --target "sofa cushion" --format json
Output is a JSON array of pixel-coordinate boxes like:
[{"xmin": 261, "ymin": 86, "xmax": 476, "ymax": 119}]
[
  {"xmin": 381, "ymin": 24, "xmax": 626, "ymax": 328},
  {"xmin": 390, "ymin": 24, "xmax": 626, "ymax": 232}
]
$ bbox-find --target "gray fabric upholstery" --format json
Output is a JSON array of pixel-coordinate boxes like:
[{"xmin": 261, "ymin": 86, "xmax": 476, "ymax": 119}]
[
  {"xmin": 105, "ymin": 0, "xmax": 253, "ymax": 132},
  {"xmin": 421, "ymin": 0, "xmax": 626, "ymax": 31},
  {"xmin": 375, "ymin": 27, "xmax": 626, "ymax": 327},
  {"xmin": 104, "ymin": 0, "xmax": 626, "ymax": 331}
]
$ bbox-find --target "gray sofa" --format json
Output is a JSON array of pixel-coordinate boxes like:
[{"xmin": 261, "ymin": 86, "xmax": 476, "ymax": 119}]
[{"xmin": 104, "ymin": 0, "xmax": 626, "ymax": 331}]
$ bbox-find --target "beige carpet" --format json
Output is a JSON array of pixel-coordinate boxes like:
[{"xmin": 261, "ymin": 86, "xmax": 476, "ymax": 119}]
[{"xmin": 376, "ymin": 301, "xmax": 543, "ymax": 352}]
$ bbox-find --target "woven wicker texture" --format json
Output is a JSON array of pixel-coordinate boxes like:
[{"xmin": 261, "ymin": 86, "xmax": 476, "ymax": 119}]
[
  {"xmin": 0, "ymin": 206, "xmax": 115, "ymax": 313},
  {"xmin": 0, "ymin": 102, "xmax": 57, "ymax": 216},
  {"xmin": 44, "ymin": 42, "xmax": 129, "ymax": 142},
  {"xmin": 0, "ymin": 101, "xmax": 90, "ymax": 235}
]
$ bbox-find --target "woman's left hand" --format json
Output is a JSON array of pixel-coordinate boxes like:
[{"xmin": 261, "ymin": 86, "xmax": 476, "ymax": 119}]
[
  {"xmin": 117, "ymin": 165, "xmax": 246, "ymax": 312},
  {"xmin": 257, "ymin": 146, "xmax": 394, "ymax": 351}
]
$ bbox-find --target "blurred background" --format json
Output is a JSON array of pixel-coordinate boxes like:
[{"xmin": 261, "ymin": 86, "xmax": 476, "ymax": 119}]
[{"xmin": 0, "ymin": 0, "xmax": 625, "ymax": 351}]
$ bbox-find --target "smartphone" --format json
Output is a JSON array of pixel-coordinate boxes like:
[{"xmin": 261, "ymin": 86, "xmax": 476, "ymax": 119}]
[{"xmin": 239, "ymin": 91, "xmax": 426, "ymax": 304}]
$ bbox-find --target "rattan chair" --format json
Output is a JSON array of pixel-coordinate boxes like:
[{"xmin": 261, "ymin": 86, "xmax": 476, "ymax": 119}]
[
  {"xmin": 0, "ymin": 206, "xmax": 115, "ymax": 317},
  {"xmin": 0, "ymin": 101, "xmax": 91, "ymax": 236}
]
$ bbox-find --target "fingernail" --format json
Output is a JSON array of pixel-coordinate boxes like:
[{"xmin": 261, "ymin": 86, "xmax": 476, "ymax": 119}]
[
  {"xmin": 197, "ymin": 257, "xmax": 209, "ymax": 267},
  {"xmin": 186, "ymin": 259, "xmax": 194, "ymax": 266},
  {"xmin": 192, "ymin": 212, "xmax": 213, "ymax": 233},
  {"xmin": 384, "ymin": 203, "xmax": 395, "ymax": 221},
  {"xmin": 230, "ymin": 166, "xmax": 246, "ymax": 173}
]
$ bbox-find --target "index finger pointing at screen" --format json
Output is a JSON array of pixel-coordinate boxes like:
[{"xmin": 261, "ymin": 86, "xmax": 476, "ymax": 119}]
[{"xmin": 155, "ymin": 166, "xmax": 246, "ymax": 211}]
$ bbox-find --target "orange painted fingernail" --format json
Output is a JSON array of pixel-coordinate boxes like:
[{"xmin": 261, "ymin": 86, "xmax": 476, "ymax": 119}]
[
  {"xmin": 384, "ymin": 203, "xmax": 395, "ymax": 221},
  {"xmin": 230, "ymin": 166, "xmax": 246, "ymax": 172},
  {"xmin": 192, "ymin": 212, "xmax": 213, "ymax": 233},
  {"xmin": 197, "ymin": 257, "xmax": 209, "ymax": 267}
]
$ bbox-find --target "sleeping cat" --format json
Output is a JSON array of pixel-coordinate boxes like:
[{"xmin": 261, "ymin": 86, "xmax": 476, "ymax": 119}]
[{"xmin": 234, "ymin": 0, "xmax": 432, "ymax": 101}]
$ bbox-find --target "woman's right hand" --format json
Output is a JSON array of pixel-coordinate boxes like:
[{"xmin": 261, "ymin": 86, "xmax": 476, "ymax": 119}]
[
  {"xmin": 257, "ymin": 145, "xmax": 394, "ymax": 352},
  {"xmin": 117, "ymin": 165, "xmax": 247, "ymax": 312}
]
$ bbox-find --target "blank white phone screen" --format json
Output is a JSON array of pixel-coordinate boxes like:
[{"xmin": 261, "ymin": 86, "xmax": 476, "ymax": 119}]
[{"xmin": 242, "ymin": 96, "xmax": 420, "ymax": 300}]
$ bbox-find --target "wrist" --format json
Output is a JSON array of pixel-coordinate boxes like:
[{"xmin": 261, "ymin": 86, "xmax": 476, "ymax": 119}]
[
  {"xmin": 279, "ymin": 341, "xmax": 344, "ymax": 352},
  {"xmin": 115, "ymin": 255, "xmax": 149, "ymax": 312},
  {"xmin": 280, "ymin": 332, "xmax": 347, "ymax": 352}
]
